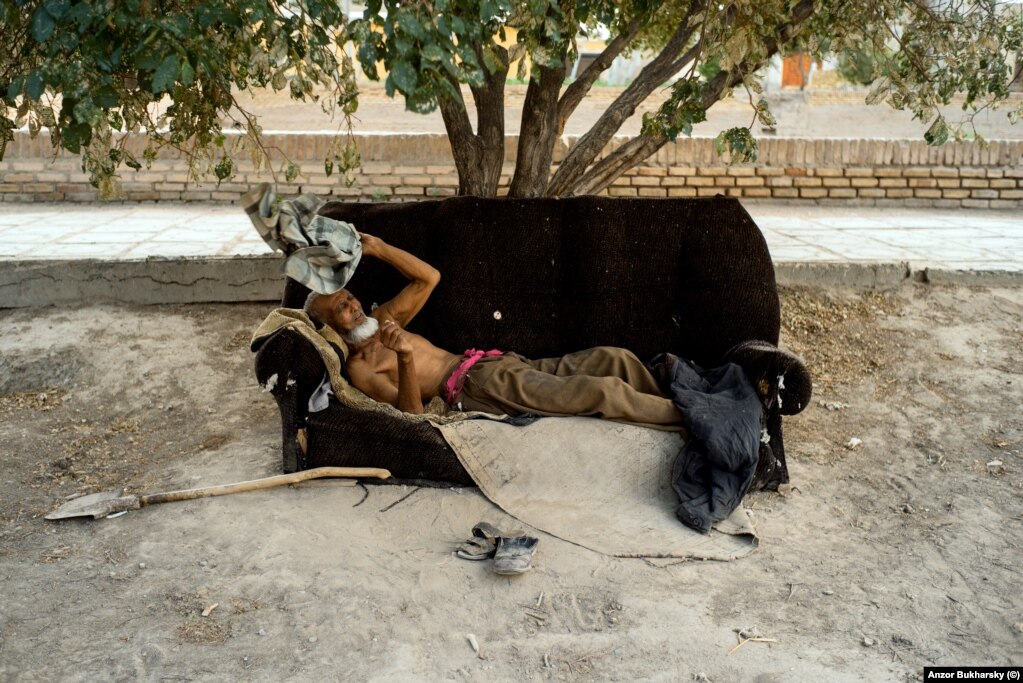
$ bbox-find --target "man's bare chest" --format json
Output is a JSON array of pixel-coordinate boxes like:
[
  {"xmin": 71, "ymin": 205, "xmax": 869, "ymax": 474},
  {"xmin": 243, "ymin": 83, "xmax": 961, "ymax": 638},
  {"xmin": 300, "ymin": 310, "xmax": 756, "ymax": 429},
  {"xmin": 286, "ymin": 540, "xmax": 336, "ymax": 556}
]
[{"xmin": 355, "ymin": 341, "xmax": 398, "ymax": 376}]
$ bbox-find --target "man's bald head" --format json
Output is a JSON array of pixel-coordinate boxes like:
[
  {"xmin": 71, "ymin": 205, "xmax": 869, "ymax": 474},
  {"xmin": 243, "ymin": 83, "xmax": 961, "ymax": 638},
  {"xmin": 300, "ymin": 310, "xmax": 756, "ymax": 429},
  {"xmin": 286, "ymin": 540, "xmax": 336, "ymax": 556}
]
[{"xmin": 303, "ymin": 291, "xmax": 327, "ymax": 326}]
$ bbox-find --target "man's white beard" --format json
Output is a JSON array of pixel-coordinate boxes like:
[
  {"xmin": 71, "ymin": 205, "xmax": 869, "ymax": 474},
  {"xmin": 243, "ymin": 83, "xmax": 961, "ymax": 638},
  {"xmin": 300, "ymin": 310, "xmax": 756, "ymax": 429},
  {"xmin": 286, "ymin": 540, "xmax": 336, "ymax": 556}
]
[{"xmin": 343, "ymin": 316, "xmax": 379, "ymax": 345}]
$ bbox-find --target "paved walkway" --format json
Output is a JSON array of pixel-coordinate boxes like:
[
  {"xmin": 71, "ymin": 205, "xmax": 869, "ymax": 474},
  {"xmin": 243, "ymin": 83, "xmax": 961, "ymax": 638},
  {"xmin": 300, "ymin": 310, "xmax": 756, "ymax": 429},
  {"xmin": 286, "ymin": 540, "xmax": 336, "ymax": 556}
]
[{"xmin": 0, "ymin": 202, "xmax": 1020, "ymax": 272}]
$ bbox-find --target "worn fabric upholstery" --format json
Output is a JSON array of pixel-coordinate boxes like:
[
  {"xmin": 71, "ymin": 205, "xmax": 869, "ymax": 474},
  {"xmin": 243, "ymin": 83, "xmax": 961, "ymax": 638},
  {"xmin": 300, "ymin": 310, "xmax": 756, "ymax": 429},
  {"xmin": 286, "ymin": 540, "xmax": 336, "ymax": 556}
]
[{"xmin": 258, "ymin": 195, "xmax": 805, "ymax": 490}]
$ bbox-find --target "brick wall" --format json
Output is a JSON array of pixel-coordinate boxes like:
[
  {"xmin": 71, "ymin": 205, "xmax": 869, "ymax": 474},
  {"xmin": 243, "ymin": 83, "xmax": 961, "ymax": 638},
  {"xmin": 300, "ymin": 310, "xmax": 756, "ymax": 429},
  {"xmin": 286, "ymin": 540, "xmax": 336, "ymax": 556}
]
[{"xmin": 1, "ymin": 131, "xmax": 1020, "ymax": 208}]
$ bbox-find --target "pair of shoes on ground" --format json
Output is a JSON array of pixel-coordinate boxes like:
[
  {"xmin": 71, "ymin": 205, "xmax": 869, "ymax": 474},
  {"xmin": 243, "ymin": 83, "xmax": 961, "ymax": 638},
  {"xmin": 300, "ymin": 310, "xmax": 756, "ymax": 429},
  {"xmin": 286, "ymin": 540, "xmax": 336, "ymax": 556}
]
[{"xmin": 456, "ymin": 521, "xmax": 539, "ymax": 576}]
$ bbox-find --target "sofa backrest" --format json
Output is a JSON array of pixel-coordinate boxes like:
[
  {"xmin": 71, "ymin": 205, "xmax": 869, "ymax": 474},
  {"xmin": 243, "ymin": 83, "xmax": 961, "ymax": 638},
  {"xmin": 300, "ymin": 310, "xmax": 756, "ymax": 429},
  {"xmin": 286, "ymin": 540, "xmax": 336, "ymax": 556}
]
[{"xmin": 289, "ymin": 195, "xmax": 779, "ymax": 366}]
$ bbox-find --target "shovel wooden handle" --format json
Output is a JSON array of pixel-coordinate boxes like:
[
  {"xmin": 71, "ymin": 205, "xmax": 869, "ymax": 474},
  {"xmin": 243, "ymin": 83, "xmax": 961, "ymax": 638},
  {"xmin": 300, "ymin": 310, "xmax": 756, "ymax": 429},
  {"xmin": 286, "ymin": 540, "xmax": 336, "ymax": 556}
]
[{"xmin": 138, "ymin": 467, "xmax": 391, "ymax": 507}]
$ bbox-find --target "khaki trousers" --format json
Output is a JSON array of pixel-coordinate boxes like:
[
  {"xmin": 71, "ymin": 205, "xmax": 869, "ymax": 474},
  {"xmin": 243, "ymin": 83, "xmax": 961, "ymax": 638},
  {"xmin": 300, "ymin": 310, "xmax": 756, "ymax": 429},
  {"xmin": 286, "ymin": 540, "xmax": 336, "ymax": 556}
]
[{"xmin": 454, "ymin": 346, "xmax": 684, "ymax": 429}]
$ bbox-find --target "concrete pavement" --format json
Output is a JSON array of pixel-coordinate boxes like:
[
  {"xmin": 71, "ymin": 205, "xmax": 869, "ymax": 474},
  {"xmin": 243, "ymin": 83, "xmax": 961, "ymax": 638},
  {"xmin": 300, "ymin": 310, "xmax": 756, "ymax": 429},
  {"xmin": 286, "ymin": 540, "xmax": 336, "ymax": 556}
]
[
  {"xmin": 0, "ymin": 201, "xmax": 1019, "ymax": 271},
  {"xmin": 0, "ymin": 200, "xmax": 1019, "ymax": 307}
]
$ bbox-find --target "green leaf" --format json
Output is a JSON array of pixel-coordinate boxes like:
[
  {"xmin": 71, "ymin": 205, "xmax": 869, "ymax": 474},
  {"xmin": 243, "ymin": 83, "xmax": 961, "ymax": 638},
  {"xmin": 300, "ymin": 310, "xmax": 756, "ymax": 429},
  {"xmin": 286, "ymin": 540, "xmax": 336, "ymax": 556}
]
[
  {"xmin": 924, "ymin": 116, "xmax": 949, "ymax": 146},
  {"xmin": 152, "ymin": 54, "xmax": 181, "ymax": 94},
  {"xmin": 714, "ymin": 127, "xmax": 759, "ymax": 163},
  {"xmin": 61, "ymin": 122, "xmax": 92, "ymax": 154},
  {"xmin": 357, "ymin": 43, "xmax": 380, "ymax": 79},
  {"xmin": 390, "ymin": 60, "xmax": 418, "ymax": 93},
  {"xmin": 65, "ymin": 2, "xmax": 90, "ymax": 28},
  {"xmin": 404, "ymin": 88, "xmax": 437, "ymax": 114},
  {"xmin": 7, "ymin": 76, "xmax": 25, "ymax": 102},
  {"xmin": 180, "ymin": 61, "xmax": 195, "ymax": 86},
  {"xmin": 94, "ymin": 85, "xmax": 119, "ymax": 108},
  {"xmin": 214, "ymin": 156, "xmax": 233, "ymax": 181},
  {"xmin": 26, "ymin": 72, "xmax": 44, "ymax": 100},
  {"xmin": 422, "ymin": 44, "xmax": 445, "ymax": 62},
  {"xmin": 437, "ymin": 76, "xmax": 460, "ymax": 103},
  {"xmin": 324, "ymin": 158, "xmax": 334, "ymax": 177},
  {"xmin": 43, "ymin": 0, "xmax": 70, "ymax": 19},
  {"xmin": 136, "ymin": 50, "xmax": 164, "ymax": 70},
  {"xmin": 31, "ymin": 6, "xmax": 56, "ymax": 42},
  {"xmin": 697, "ymin": 57, "xmax": 721, "ymax": 81},
  {"xmin": 480, "ymin": 0, "xmax": 499, "ymax": 22},
  {"xmin": 394, "ymin": 37, "xmax": 414, "ymax": 55},
  {"xmin": 395, "ymin": 10, "xmax": 427, "ymax": 41},
  {"xmin": 481, "ymin": 45, "xmax": 504, "ymax": 73}
]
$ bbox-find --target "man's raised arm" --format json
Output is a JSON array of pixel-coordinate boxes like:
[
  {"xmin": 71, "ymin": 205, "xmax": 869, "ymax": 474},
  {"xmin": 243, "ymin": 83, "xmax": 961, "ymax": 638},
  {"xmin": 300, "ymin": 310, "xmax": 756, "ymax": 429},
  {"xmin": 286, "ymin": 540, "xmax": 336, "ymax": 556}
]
[{"xmin": 360, "ymin": 233, "xmax": 440, "ymax": 327}]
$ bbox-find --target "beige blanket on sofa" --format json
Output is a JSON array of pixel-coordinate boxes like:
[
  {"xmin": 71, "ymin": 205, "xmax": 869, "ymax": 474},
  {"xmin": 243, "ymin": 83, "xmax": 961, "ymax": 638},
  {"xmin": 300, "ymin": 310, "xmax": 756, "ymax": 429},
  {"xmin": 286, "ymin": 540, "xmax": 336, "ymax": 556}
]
[{"xmin": 437, "ymin": 417, "xmax": 758, "ymax": 560}]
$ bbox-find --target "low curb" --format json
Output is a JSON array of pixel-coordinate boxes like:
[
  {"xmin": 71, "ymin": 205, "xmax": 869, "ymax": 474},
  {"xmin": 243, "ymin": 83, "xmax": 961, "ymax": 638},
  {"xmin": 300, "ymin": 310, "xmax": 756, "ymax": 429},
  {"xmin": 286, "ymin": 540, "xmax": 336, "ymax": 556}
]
[
  {"xmin": 775, "ymin": 261, "xmax": 1023, "ymax": 290},
  {"xmin": 0, "ymin": 255, "xmax": 285, "ymax": 308}
]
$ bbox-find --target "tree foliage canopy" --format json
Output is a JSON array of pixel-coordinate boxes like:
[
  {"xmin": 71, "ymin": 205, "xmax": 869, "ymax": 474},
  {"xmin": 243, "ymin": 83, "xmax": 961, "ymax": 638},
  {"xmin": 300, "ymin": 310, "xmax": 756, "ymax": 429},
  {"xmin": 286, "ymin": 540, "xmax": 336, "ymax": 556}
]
[
  {"xmin": 3, "ymin": 0, "xmax": 1020, "ymax": 198},
  {"xmin": 1, "ymin": 0, "xmax": 358, "ymax": 195}
]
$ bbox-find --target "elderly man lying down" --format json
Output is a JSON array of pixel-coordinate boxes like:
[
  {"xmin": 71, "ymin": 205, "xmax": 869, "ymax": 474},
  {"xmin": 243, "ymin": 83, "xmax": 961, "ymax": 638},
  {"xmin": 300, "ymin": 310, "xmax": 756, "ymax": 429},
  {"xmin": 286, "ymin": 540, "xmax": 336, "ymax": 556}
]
[{"xmin": 304, "ymin": 232, "xmax": 684, "ymax": 428}]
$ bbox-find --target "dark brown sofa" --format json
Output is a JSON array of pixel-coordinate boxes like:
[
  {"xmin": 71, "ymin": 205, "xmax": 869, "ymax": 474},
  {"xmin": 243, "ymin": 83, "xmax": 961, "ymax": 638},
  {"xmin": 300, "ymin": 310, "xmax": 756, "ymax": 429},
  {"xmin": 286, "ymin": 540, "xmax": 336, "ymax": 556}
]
[{"xmin": 252, "ymin": 195, "xmax": 812, "ymax": 491}]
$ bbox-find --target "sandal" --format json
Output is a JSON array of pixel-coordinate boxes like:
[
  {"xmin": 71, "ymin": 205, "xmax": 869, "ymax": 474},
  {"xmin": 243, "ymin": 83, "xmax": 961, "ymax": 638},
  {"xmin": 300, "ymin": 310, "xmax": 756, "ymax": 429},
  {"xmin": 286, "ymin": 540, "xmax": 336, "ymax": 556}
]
[
  {"xmin": 493, "ymin": 535, "xmax": 539, "ymax": 576},
  {"xmin": 455, "ymin": 522, "xmax": 504, "ymax": 561}
]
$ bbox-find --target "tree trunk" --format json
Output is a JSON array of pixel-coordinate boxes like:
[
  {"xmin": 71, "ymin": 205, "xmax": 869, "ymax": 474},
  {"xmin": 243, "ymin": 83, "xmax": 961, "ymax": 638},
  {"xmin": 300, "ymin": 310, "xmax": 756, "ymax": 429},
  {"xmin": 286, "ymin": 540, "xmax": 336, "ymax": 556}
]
[
  {"xmin": 437, "ymin": 45, "xmax": 508, "ymax": 197},
  {"xmin": 438, "ymin": 93, "xmax": 490, "ymax": 196},
  {"xmin": 468, "ymin": 45, "xmax": 509, "ymax": 197},
  {"xmin": 508, "ymin": 62, "xmax": 568, "ymax": 197}
]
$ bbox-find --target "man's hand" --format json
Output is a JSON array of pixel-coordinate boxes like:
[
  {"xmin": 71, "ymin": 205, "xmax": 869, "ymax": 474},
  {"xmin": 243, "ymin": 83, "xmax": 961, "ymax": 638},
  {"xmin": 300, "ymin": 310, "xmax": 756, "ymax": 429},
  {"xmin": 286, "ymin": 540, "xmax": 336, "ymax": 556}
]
[
  {"xmin": 379, "ymin": 319, "xmax": 413, "ymax": 357},
  {"xmin": 379, "ymin": 319, "xmax": 422, "ymax": 414},
  {"xmin": 359, "ymin": 232, "xmax": 385, "ymax": 259}
]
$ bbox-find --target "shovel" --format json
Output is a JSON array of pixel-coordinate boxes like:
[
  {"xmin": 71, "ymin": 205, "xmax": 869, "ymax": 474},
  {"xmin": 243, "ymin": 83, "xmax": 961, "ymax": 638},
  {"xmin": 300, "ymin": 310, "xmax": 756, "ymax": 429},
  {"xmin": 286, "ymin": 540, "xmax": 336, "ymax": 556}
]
[{"xmin": 45, "ymin": 466, "xmax": 392, "ymax": 520}]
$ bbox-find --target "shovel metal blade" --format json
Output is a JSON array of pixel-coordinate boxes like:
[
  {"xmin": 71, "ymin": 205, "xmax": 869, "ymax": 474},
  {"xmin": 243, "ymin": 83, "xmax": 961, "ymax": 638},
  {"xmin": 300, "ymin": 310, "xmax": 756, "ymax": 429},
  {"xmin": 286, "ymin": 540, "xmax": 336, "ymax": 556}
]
[{"xmin": 45, "ymin": 492, "xmax": 141, "ymax": 520}]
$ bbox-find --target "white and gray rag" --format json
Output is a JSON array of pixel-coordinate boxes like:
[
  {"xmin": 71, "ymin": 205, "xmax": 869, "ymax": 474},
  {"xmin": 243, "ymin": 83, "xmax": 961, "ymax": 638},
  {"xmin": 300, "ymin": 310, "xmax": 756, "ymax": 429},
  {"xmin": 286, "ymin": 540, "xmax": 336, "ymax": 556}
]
[{"xmin": 241, "ymin": 182, "xmax": 362, "ymax": 294}]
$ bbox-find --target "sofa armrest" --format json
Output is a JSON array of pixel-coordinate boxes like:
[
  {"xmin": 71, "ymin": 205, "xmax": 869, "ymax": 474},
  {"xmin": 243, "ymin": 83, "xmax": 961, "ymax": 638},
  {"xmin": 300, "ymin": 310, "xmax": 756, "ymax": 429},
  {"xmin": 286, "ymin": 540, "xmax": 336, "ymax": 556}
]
[
  {"xmin": 725, "ymin": 340, "xmax": 813, "ymax": 416},
  {"xmin": 253, "ymin": 328, "xmax": 335, "ymax": 473}
]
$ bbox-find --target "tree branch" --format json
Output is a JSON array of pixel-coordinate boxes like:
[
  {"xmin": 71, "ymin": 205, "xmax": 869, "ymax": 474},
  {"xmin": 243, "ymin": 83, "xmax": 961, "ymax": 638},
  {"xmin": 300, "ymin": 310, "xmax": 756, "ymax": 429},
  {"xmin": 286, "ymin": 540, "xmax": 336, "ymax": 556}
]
[
  {"xmin": 571, "ymin": 135, "xmax": 663, "ymax": 195},
  {"xmin": 570, "ymin": 0, "xmax": 816, "ymax": 196},
  {"xmin": 556, "ymin": 10, "xmax": 655, "ymax": 136},
  {"xmin": 546, "ymin": 8, "xmax": 701, "ymax": 197}
]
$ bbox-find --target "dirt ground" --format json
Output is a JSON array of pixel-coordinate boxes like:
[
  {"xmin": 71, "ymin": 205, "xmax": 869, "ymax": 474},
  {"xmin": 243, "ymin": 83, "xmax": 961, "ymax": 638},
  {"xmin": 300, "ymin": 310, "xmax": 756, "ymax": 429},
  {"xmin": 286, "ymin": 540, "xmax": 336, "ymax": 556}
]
[{"xmin": 1, "ymin": 281, "xmax": 1021, "ymax": 682}]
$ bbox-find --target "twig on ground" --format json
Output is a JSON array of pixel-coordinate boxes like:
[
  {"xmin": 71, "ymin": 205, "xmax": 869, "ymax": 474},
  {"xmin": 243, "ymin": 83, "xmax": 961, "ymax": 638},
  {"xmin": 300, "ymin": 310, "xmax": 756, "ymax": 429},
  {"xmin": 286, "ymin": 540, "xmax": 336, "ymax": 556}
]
[
  {"xmin": 727, "ymin": 637, "xmax": 777, "ymax": 656},
  {"xmin": 642, "ymin": 557, "xmax": 690, "ymax": 569},
  {"xmin": 379, "ymin": 487, "xmax": 419, "ymax": 513},
  {"xmin": 915, "ymin": 376, "xmax": 946, "ymax": 402},
  {"xmin": 524, "ymin": 607, "xmax": 548, "ymax": 624},
  {"xmin": 352, "ymin": 483, "xmax": 369, "ymax": 508}
]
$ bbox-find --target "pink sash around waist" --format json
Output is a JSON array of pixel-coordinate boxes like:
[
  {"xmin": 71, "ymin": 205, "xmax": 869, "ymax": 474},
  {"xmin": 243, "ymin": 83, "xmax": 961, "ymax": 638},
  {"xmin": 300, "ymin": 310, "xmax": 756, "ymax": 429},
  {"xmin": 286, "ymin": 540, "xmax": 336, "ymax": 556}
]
[{"xmin": 444, "ymin": 349, "xmax": 503, "ymax": 405}]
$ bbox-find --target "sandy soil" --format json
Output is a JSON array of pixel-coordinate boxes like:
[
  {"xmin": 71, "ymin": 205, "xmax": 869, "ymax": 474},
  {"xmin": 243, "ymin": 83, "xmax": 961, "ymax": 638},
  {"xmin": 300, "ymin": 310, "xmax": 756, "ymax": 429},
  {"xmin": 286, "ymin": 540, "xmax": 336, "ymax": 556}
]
[{"xmin": 1, "ymin": 282, "xmax": 1021, "ymax": 682}]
